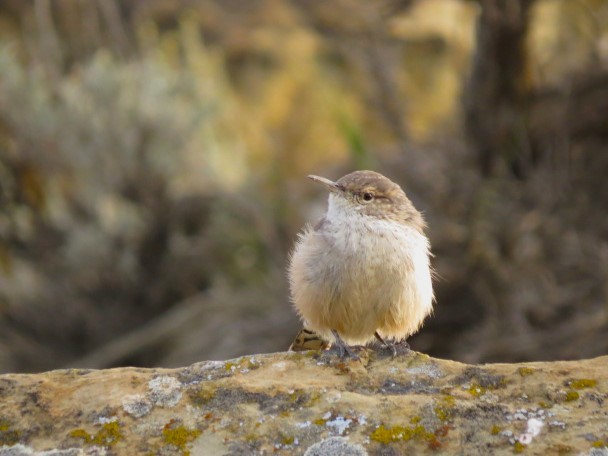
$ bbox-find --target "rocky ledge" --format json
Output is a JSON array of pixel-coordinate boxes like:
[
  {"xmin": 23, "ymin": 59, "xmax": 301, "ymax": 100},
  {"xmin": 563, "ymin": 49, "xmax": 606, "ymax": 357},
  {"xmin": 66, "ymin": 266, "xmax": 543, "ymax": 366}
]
[{"xmin": 0, "ymin": 350, "xmax": 607, "ymax": 455}]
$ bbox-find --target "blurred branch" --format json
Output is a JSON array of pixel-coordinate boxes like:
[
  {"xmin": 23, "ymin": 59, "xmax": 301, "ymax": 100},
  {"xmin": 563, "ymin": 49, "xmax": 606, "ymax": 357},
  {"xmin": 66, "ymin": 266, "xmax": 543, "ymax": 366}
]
[
  {"xmin": 96, "ymin": 0, "xmax": 131, "ymax": 57},
  {"xmin": 64, "ymin": 293, "xmax": 211, "ymax": 369},
  {"xmin": 468, "ymin": 307, "xmax": 608, "ymax": 361},
  {"xmin": 33, "ymin": 0, "xmax": 63, "ymax": 78},
  {"xmin": 464, "ymin": 0, "xmax": 536, "ymax": 178},
  {"xmin": 290, "ymin": 0, "xmax": 412, "ymax": 144}
]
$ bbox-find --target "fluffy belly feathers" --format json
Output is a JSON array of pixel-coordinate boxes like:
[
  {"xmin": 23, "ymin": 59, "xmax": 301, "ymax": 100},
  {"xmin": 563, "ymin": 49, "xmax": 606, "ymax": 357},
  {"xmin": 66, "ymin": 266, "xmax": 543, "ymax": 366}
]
[{"xmin": 289, "ymin": 219, "xmax": 433, "ymax": 345}]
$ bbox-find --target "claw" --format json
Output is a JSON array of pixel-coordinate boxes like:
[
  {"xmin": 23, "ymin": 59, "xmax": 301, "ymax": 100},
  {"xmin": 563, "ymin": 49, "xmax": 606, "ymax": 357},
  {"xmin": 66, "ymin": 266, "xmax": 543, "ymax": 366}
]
[
  {"xmin": 331, "ymin": 330, "xmax": 361, "ymax": 361},
  {"xmin": 396, "ymin": 339, "xmax": 410, "ymax": 350},
  {"xmin": 375, "ymin": 332, "xmax": 410, "ymax": 357}
]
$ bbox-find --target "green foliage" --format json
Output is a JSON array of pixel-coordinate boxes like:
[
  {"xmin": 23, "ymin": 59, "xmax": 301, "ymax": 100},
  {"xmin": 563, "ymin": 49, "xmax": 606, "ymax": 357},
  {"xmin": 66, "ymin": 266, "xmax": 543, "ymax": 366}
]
[{"xmin": 0, "ymin": 34, "xmax": 266, "ymax": 369}]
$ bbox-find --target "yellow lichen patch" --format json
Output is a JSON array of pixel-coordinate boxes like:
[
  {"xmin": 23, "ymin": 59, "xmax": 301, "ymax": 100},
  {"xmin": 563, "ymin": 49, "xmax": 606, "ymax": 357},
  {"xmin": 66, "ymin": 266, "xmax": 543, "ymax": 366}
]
[
  {"xmin": 468, "ymin": 382, "xmax": 486, "ymax": 397},
  {"xmin": 0, "ymin": 419, "xmax": 21, "ymax": 446},
  {"xmin": 93, "ymin": 422, "xmax": 123, "ymax": 446},
  {"xmin": 434, "ymin": 406, "xmax": 451, "ymax": 422},
  {"xmin": 244, "ymin": 433, "xmax": 258, "ymax": 442},
  {"xmin": 69, "ymin": 422, "xmax": 123, "ymax": 446},
  {"xmin": 569, "ymin": 379, "xmax": 597, "ymax": 390},
  {"xmin": 409, "ymin": 416, "xmax": 421, "ymax": 424},
  {"xmin": 513, "ymin": 441, "xmax": 526, "ymax": 453},
  {"xmin": 370, "ymin": 425, "xmax": 401, "ymax": 444},
  {"xmin": 287, "ymin": 390, "xmax": 302, "ymax": 403},
  {"xmin": 592, "ymin": 440, "xmax": 607, "ymax": 448},
  {"xmin": 313, "ymin": 418, "xmax": 328, "ymax": 426},
  {"xmin": 288, "ymin": 389, "xmax": 321, "ymax": 408},
  {"xmin": 491, "ymin": 425, "xmax": 501, "ymax": 435},
  {"xmin": 232, "ymin": 356, "xmax": 261, "ymax": 372},
  {"xmin": 288, "ymin": 351, "xmax": 318, "ymax": 362},
  {"xmin": 162, "ymin": 421, "xmax": 201, "ymax": 456},
  {"xmin": 434, "ymin": 395, "xmax": 456, "ymax": 422},
  {"xmin": 564, "ymin": 391, "xmax": 579, "ymax": 402},
  {"xmin": 442, "ymin": 395, "xmax": 456, "ymax": 406},
  {"xmin": 281, "ymin": 435, "xmax": 295, "ymax": 445},
  {"xmin": 370, "ymin": 424, "xmax": 435, "ymax": 444},
  {"xmin": 537, "ymin": 401, "xmax": 552, "ymax": 409},
  {"xmin": 69, "ymin": 429, "xmax": 92, "ymax": 442},
  {"xmin": 551, "ymin": 443, "xmax": 574, "ymax": 454},
  {"xmin": 189, "ymin": 383, "xmax": 216, "ymax": 406},
  {"xmin": 243, "ymin": 358, "xmax": 258, "ymax": 368},
  {"xmin": 518, "ymin": 367, "xmax": 535, "ymax": 377}
]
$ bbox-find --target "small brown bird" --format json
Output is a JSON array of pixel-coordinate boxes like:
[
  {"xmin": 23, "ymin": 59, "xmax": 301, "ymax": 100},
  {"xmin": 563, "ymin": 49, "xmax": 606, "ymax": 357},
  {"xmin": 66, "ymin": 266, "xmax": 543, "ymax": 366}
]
[{"xmin": 288, "ymin": 170, "xmax": 434, "ymax": 358}]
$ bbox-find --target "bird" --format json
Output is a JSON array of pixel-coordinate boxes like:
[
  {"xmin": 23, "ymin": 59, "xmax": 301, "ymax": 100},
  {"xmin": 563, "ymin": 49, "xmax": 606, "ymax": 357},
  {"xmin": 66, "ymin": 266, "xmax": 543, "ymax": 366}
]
[{"xmin": 288, "ymin": 170, "xmax": 434, "ymax": 358}]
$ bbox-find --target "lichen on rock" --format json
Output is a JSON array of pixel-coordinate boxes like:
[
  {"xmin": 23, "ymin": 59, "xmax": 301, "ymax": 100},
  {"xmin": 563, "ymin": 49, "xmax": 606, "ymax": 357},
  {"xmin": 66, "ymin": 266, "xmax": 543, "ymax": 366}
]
[{"xmin": 0, "ymin": 351, "xmax": 606, "ymax": 455}]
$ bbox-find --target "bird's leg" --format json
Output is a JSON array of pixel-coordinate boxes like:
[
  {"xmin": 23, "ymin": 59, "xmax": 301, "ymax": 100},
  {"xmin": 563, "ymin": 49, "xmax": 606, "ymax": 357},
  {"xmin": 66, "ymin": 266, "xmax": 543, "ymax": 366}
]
[
  {"xmin": 374, "ymin": 331, "xmax": 397, "ymax": 357},
  {"xmin": 331, "ymin": 330, "xmax": 360, "ymax": 360}
]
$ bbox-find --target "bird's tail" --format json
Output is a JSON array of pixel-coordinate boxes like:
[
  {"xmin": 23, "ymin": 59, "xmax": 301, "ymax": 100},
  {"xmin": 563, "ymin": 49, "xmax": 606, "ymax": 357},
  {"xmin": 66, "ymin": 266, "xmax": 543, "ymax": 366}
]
[{"xmin": 288, "ymin": 328, "xmax": 331, "ymax": 352}]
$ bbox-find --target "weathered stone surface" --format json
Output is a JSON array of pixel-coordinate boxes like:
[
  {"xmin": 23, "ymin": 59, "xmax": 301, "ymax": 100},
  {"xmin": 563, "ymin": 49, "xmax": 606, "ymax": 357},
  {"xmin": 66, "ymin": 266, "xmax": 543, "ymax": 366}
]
[{"xmin": 0, "ymin": 350, "xmax": 607, "ymax": 455}]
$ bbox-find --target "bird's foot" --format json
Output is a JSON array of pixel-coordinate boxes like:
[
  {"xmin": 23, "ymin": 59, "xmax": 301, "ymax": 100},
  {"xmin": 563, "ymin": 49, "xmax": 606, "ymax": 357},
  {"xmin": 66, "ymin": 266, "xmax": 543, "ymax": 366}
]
[
  {"xmin": 393, "ymin": 339, "xmax": 411, "ymax": 356},
  {"xmin": 331, "ymin": 330, "xmax": 362, "ymax": 361},
  {"xmin": 375, "ymin": 332, "xmax": 411, "ymax": 358}
]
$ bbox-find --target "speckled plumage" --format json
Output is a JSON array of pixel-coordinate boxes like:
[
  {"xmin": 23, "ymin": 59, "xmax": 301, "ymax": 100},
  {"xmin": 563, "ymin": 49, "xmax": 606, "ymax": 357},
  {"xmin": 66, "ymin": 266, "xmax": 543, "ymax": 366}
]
[{"xmin": 289, "ymin": 170, "xmax": 434, "ymax": 348}]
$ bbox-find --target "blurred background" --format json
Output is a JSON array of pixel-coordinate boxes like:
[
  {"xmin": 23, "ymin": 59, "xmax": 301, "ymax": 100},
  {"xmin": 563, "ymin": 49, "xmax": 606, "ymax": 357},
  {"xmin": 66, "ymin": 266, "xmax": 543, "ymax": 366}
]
[{"xmin": 0, "ymin": 0, "xmax": 607, "ymax": 374}]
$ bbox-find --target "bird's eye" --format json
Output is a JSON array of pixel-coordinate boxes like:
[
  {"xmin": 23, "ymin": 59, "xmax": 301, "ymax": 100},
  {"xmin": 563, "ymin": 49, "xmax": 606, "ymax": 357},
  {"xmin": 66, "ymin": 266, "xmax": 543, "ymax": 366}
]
[{"xmin": 362, "ymin": 192, "xmax": 374, "ymax": 202}]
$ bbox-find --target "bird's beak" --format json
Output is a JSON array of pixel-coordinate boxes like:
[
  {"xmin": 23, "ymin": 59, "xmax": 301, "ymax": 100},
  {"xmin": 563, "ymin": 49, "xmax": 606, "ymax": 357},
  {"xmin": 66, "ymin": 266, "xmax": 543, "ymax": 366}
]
[{"xmin": 307, "ymin": 175, "xmax": 342, "ymax": 193}]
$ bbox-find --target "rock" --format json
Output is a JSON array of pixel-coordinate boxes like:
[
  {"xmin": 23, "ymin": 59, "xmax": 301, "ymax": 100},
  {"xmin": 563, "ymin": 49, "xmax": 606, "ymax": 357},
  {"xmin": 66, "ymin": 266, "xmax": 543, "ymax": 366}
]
[
  {"xmin": 304, "ymin": 437, "xmax": 367, "ymax": 456},
  {"xmin": 0, "ymin": 351, "xmax": 607, "ymax": 455}
]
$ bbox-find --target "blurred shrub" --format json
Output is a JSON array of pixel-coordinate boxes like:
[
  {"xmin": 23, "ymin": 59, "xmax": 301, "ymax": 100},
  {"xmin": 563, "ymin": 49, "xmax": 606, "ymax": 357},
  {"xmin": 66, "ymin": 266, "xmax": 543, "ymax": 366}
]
[
  {"xmin": 0, "ymin": 0, "xmax": 607, "ymax": 372},
  {"xmin": 0, "ymin": 22, "xmax": 263, "ymax": 371}
]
